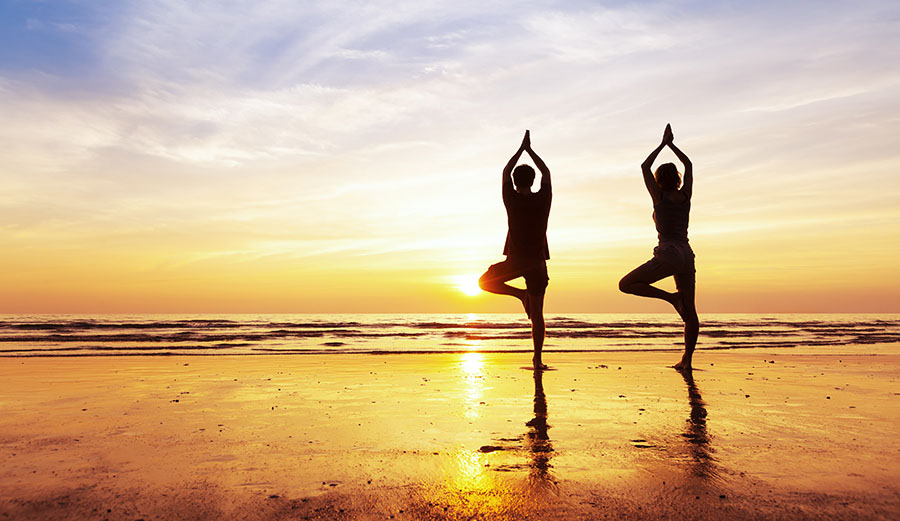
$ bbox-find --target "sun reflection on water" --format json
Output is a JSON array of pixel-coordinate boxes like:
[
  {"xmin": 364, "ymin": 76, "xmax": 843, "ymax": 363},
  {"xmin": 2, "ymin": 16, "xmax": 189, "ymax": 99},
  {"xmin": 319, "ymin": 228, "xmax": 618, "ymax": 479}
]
[
  {"xmin": 451, "ymin": 449, "xmax": 491, "ymax": 491},
  {"xmin": 407, "ymin": 364, "xmax": 725, "ymax": 519},
  {"xmin": 460, "ymin": 351, "xmax": 484, "ymax": 420},
  {"xmin": 420, "ymin": 447, "xmax": 525, "ymax": 520},
  {"xmin": 414, "ymin": 367, "xmax": 557, "ymax": 519},
  {"xmin": 460, "ymin": 350, "xmax": 483, "ymax": 373}
]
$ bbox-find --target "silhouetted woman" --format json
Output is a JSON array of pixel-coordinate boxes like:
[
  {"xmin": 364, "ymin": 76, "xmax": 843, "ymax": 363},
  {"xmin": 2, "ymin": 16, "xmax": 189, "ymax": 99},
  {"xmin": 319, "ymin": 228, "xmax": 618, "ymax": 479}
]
[{"xmin": 619, "ymin": 124, "xmax": 699, "ymax": 370}]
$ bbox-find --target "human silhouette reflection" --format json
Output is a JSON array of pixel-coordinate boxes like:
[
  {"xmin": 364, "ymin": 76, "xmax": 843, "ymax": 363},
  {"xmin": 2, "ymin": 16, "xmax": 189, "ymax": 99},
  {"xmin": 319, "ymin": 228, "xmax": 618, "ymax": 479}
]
[
  {"xmin": 679, "ymin": 368, "xmax": 717, "ymax": 479},
  {"xmin": 524, "ymin": 369, "xmax": 555, "ymax": 487}
]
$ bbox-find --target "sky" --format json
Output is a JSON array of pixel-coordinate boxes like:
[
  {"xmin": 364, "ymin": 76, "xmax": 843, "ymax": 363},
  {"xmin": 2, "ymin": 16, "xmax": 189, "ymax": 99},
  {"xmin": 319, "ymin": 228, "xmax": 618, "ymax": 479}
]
[{"xmin": 1, "ymin": 0, "xmax": 899, "ymax": 313}]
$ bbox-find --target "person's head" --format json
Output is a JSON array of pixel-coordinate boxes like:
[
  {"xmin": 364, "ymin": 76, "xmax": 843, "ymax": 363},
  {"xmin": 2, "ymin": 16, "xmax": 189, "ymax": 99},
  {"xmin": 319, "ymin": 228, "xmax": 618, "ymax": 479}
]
[
  {"xmin": 655, "ymin": 162, "xmax": 681, "ymax": 191},
  {"xmin": 512, "ymin": 164, "xmax": 536, "ymax": 191}
]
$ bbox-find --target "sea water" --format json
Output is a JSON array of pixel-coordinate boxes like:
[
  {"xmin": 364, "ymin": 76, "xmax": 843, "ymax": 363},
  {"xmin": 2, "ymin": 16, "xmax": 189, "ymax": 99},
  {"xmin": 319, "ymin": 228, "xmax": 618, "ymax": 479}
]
[{"xmin": 1, "ymin": 314, "xmax": 898, "ymax": 357}]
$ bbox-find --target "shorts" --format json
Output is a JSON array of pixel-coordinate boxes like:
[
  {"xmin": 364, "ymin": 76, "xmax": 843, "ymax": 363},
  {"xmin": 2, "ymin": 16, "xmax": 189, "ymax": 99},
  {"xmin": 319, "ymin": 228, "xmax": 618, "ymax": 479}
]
[
  {"xmin": 652, "ymin": 241, "xmax": 695, "ymax": 274},
  {"xmin": 481, "ymin": 257, "xmax": 549, "ymax": 296},
  {"xmin": 634, "ymin": 241, "xmax": 696, "ymax": 288}
]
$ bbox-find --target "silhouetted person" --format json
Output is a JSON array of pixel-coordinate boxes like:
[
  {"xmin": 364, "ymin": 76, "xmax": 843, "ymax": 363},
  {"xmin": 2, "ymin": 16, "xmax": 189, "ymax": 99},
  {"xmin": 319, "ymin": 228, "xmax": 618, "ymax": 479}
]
[
  {"xmin": 479, "ymin": 130, "xmax": 552, "ymax": 370},
  {"xmin": 619, "ymin": 124, "xmax": 699, "ymax": 370}
]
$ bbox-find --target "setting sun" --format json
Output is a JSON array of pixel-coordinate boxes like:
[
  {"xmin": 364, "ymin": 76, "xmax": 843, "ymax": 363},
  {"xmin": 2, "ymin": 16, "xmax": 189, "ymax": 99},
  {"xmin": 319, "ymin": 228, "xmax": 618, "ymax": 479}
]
[{"xmin": 454, "ymin": 275, "xmax": 482, "ymax": 297}]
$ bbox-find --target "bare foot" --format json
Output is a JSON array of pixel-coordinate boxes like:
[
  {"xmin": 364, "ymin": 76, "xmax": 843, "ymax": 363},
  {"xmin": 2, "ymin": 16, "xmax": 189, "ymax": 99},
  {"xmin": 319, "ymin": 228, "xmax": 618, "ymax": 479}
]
[
  {"xmin": 533, "ymin": 358, "xmax": 548, "ymax": 371},
  {"xmin": 674, "ymin": 357, "xmax": 692, "ymax": 372}
]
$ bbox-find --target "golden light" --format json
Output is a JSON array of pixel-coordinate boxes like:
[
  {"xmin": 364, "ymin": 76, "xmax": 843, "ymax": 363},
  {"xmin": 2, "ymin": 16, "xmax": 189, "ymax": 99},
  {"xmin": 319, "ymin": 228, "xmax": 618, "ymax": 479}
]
[
  {"xmin": 453, "ymin": 275, "xmax": 482, "ymax": 297},
  {"xmin": 460, "ymin": 351, "xmax": 484, "ymax": 420},
  {"xmin": 460, "ymin": 351, "xmax": 484, "ymax": 375}
]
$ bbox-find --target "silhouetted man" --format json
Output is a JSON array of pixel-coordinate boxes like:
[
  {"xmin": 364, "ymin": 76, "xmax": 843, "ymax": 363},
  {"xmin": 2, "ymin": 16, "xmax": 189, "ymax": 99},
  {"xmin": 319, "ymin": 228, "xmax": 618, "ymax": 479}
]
[{"xmin": 479, "ymin": 130, "xmax": 552, "ymax": 369}]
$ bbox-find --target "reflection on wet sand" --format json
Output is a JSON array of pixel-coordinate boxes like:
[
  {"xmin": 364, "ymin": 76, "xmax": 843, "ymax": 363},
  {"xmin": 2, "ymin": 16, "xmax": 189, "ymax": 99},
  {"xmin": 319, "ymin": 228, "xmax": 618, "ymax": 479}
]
[
  {"xmin": 525, "ymin": 369, "xmax": 555, "ymax": 488},
  {"xmin": 460, "ymin": 351, "xmax": 485, "ymax": 421},
  {"xmin": 419, "ymin": 359, "xmax": 725, "ymax": 518},
  {"xmin": 6, "ymin": 350, "xmax": 900, "ymax": 521},
  {"xmin": 679, "ymin": 368, "xmax": 717, "ymax": 480},
  {"xmin": 420, "ymin": 354, "xmax": 529, "ymax": 518}
]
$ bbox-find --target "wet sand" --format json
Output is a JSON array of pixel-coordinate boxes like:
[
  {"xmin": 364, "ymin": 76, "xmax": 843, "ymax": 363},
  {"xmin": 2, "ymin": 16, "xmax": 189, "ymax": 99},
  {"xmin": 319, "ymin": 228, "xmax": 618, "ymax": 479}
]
[{"xmin": 1, "ymin": 351, "xmax": 899, "ymax": 520}]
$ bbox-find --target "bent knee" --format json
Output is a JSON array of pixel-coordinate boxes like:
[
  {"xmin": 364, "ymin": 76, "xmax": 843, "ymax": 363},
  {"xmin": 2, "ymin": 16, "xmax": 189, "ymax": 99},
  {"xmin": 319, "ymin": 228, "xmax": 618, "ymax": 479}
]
[
  {"xmin": 618, "ymin": 277, "xmax": 632, "ymax": 294},
  {"xmin": 478, "ymin": 273, "xmax": 493, "ymax": 290}
]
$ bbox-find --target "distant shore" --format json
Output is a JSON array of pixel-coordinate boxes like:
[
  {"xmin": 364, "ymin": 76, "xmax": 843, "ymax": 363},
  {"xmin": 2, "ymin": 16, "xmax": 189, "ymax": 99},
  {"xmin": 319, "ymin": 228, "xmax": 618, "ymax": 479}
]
[{"xmin": 2, "ymin": 351, "xmax": 899, "ymax": 520}]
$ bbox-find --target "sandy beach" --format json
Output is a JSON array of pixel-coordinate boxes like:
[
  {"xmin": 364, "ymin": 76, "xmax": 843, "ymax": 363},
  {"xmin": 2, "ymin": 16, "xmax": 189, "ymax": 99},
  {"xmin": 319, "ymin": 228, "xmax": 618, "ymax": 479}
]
[{"xmin": 2, "ymin": 351, "xmax": 899, "ymax": 520}]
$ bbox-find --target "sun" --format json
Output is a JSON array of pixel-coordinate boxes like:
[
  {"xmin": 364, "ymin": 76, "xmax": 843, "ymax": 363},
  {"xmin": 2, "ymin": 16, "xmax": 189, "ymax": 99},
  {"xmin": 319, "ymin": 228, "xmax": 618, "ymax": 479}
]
[{"xmin": 454, "ymin": 275, "xmax": 482, "ymax": 296}]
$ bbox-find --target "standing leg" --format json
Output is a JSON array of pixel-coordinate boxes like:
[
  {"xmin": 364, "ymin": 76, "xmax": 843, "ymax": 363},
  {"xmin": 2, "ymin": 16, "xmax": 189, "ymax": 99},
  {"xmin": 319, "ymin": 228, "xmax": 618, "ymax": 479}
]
[
  {"xmin": 673, "ymin": 273, "xmax": 699, "ymax": 371},
  {"xmin": 528, "ymin": 293, "xmax": 546, "ymax": 370}
]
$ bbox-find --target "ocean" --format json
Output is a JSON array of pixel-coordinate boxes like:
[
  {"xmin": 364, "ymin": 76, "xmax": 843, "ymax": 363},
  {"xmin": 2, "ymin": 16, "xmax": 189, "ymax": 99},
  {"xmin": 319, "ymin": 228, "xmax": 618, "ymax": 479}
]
[{"xmin": 1, "ymin": 314, "xmax": 899, "ymax": 357}]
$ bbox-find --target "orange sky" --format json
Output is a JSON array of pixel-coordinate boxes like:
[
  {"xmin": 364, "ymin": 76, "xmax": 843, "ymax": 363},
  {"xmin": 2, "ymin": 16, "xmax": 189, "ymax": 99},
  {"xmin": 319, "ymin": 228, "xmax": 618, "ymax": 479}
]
[{"xmin": 2, "ymin": 1, "xmax": 899, "ymax": 313}]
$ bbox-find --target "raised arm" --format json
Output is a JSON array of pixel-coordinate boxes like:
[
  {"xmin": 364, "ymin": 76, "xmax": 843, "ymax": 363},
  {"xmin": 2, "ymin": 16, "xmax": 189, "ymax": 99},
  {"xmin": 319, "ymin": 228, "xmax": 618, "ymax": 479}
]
[
  {"xmin": 641, "ymin": 127, "xmax": 669, "ymax": 202},
  {"xmin": 502, "ymin": 131, "xmax": 529, "ymax": 190},
  {"xmin": 524, "ymin": 135, "xmax": 551, "ymax": 193},
  {"xmin": 667, "ymin": 137, "xmax": 693, "ymax": 200}
]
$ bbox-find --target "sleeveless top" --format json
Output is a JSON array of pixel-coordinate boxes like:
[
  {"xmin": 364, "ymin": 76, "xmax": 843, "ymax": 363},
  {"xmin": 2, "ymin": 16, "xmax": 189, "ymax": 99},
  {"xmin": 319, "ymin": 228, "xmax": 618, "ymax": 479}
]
[
  {"xmin": 502, "ymin": 184, "xmax": 551, "ymax": 260},
  {"xmin": 653, "ymin": 192, "xmax": 690, "ymax": 243}
]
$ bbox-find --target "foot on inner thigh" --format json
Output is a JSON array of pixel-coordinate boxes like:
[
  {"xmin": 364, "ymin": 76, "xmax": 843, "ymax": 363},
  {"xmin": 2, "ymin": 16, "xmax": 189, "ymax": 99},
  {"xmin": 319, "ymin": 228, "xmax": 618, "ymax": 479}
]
[
  {"xmin": 519, "ymin": 292, "xmax": 531, "ymax": 320},
  {"xmin": 670, "ymin": 292, "xmax": 687, "ymax": 321}
]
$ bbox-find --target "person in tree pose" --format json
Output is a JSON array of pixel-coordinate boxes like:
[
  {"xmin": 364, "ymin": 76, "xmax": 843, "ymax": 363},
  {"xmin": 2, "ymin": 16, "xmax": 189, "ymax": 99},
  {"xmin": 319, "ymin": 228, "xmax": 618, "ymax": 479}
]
[
  {"xmin": 619, "ymin": 124, "xmax": 699, "ymax": 370},
  {"xmin": 479, "ymin": 130, "xmax": 552, "ymax": 370}
]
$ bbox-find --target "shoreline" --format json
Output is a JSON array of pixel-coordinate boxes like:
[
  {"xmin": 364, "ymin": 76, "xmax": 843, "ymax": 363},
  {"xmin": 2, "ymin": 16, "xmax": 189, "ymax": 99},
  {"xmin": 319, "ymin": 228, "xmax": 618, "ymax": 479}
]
[
  {"xmin": 5, "ymin": 346, "xmax": 900, "ymax": 358},
  {"xmin": 2, "ymin": 351, "xmax": 899, "ymax": 520},
  {"xmin": 3, "ymin": 314, "xmax": 899, "ymax": 360},
  {"xmin": 7, "ymin": 347, "xmax": 888, "ymax": 356}
]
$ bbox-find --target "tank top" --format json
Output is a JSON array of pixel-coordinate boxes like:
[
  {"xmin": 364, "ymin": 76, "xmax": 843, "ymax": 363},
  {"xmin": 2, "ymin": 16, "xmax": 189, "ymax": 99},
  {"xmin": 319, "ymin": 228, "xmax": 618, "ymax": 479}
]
[
  {"xmin": 502, "ymin": 185, "xmax": 551, "ymax": 260},
  {"xmin": 653, "ymin": 192, "xmax": 690, "ymax": 243}
]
